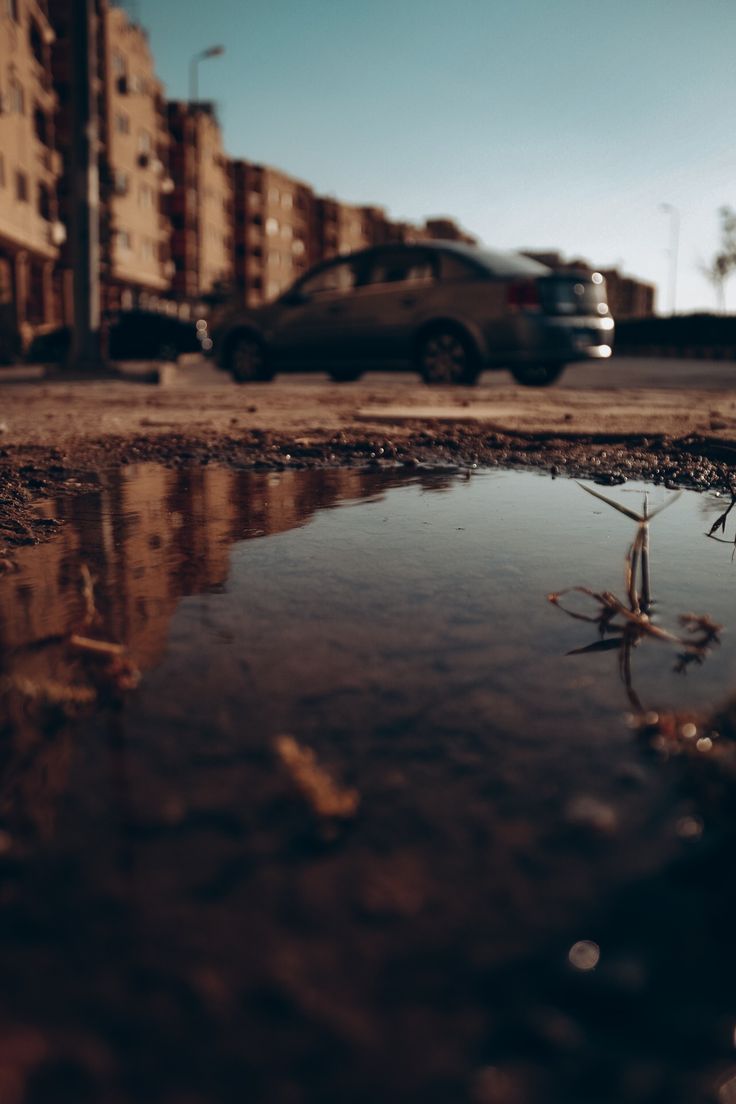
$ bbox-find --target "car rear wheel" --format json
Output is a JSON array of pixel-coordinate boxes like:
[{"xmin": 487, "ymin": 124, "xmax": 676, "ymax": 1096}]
[
  {"xmin": 228, "ymin": 333, "xmax": 273, "ymax": 383},
  {"xmin": 417, "ymin": 328, "xmax": 478, "ymax": 385},
  {"xmin": 509, "ymin": 362, "xmax": 565, "ymax": 387}
]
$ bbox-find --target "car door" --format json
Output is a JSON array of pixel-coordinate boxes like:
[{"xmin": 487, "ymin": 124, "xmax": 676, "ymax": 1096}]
[
  {"xmin": 337, "ymin": 247, "xmax": 439, "ymax": 365},
  {"xmin": 269, "ymin": 257, "xmax": 364, "ymax": 368}
]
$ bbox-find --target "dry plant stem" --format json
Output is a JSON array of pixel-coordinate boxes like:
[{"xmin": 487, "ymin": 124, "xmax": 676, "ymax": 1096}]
[
  {"xmin": 275, "ymin": 735, "xmax": 359, "ymax": 821},
  {"xmin": 626, "ymin": 533, "xmax": 641, "ymax": 613},
  {"xmin": 549, "ymin": 485, "xmax": 720, "ymax": 713},
  {"xmin": 640, "ymin": 522, "xmax": 651, "ymax": 613},
  {"xmin": 619, "ymin": 635, "xmax": 644, "ymax": 713}
]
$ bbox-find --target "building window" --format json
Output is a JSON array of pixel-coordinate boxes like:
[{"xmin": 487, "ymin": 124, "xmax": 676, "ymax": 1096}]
[
  {"xmin": 138, "ymin": 182, "xmax": 153, "ymax": 209},
  {"xmin": 282, "ymin": 193, "xmax": 293, "ymax": 210},
  {"xmin": 114, "ymin": 112, "xmax": 130, "ymax": 135},
  {"xmin": 138, "ymin": 129, "xmax": 152, "ymax": 154},
  {"xmin": 268, "ymin": 187, "xmax": 279, "ymax": 204},
  {"xmin": 15, "ymin": 171, "xmax": 28, "ymax": 202},
  {"xmin": 113, "ymin": 170, "xmax": 129, "ymax": 196},
  {"xmin": 37, "ymin": 182, "xmax": 50, "ymax": 221},
  {"xmin": 116, "ymin": 230, "xmax": 132, "ymax": 252},
  {"xmin": 33, "ymin": 105, "xmax": 49, "ymax": 146},
  {"xmin": 265, "ymin": 217, "xmax": 279, "ymax": 236},
  {"xmin": 112, "ymin": 51, "xmax": 125, "ymax": 76}
]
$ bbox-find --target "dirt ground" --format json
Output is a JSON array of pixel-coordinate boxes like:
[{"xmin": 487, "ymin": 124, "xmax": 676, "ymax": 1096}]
[{"xmin": 2, "ymin": 363, "xmax": 736, "ymax": 555}]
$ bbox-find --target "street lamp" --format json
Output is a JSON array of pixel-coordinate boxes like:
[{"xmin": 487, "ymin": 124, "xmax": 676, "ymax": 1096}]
[
  {"xmin": 189, "ymin": 44, "xmax": 225, "ymax": 103},
  {"xmin": 659, "ymin": 203, "xmax": 680, "ymax": 315}
]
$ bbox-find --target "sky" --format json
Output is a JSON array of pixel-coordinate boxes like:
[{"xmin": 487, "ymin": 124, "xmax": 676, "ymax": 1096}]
[{"xmin": 127, "ymin": 0, "xmax": 736, "ymax": 314}]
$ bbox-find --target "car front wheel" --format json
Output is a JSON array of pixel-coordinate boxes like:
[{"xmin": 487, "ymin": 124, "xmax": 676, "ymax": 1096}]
[
  {"xmin": 227, "ymin": 333, "xmax": 273, "ymax": 383},
  {"xmin": 417, "ymin": 328, "xmax": 478, "ymax": 385},
  {"xmin": 509, "ymin": 362, "xmax": 565, "ymax": 387}
]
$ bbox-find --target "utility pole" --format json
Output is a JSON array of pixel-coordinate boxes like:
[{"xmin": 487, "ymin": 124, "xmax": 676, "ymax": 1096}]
[
  {"xmin": 659, "ymin": 203, "xmax": 680, "ymax": 316},
  {"xmin": 68, "ymin": 0, "xmax": 103, "ymax": 371},
  {"xmin": 189, "ymin": 45, "xmax": 225, "ymax": 104}
]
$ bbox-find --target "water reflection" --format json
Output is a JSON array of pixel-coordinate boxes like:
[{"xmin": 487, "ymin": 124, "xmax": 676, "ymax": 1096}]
[
  {"xmin": 0, "ymin": 465, "xmax": 431, "ymax": 670},
  {"xmin": 0, "ymin": 465, "xmax": 427, "ymax": 843},
  {"xmin": 1, "ymin": 469, "xmax": 736, "ymax": 1103}
]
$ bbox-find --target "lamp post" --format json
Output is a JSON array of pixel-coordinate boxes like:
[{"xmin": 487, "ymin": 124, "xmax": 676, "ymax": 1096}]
[
  {"xmin": 189, "ymin": 45, "xmax": 225, "ymax": 103},
  {"xmin": 68, "ymin": 0, "xmax": 103, "ymax": 371},
  {"xmin": 659, "ymin": 203, "xmax": 680, "ymax": 315}
]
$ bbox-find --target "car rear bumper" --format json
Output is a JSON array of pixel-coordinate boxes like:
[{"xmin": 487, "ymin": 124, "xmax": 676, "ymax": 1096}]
[{"xmin": 483, "ymin": 314, "xmax": 614, "ymax": 365}]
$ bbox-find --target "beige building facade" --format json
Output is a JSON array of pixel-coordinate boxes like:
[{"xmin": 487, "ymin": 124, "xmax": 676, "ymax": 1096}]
[
  {"xmin": 168, "ymin": 101, "xmax": 232, "ymax": 303},
  {"xmin": 232, "ymin": 160, "xmax": 315, "ymax": 307},
  {"xmin": 0, "ymin": 0, "xmax": 64, "ymax": 358},
  {"xmin": 101, "ymin": 3, "xmax": 172, "ymax": 311}
]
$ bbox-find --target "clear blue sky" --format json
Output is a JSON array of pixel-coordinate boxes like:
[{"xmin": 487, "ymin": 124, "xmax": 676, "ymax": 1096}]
[{"xmin": 128, "ymin": 0, "xmax": 735, "ymax": 313}]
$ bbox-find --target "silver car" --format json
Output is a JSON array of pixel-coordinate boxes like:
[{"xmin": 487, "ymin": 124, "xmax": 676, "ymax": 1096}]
[{"xmin": 216, "ymin": 241, "xmax": 614, "ymax": 386}]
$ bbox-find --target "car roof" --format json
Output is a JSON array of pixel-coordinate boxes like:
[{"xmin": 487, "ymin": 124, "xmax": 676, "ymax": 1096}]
[{"xmin": 319, "ymin": 239, "xmax": 552, "ymax": 278}]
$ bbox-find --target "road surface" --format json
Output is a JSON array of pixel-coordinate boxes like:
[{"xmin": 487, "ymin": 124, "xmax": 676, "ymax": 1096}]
[
  {"xmin": 171, "ymin": 355, "xmax": 735, "ymax": 391},
  {"xmin": 1, "ymin": 355, "xmax": 735, "ymax": 449}
]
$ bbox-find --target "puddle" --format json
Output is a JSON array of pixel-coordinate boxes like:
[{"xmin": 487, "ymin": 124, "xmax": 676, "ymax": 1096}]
[{"xmin": 1, "ymin": 465, "xmax": 736, "ymax": 1102}]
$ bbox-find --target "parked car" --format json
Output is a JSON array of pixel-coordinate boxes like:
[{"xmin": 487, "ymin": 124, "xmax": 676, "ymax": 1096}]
[
  {"xmin": 26, "ymin": 310, "xmax": 210, "ymax": 365},
  {"xmin": 215, "ymin": 241, "xmax": 614, "ymax": 386}
]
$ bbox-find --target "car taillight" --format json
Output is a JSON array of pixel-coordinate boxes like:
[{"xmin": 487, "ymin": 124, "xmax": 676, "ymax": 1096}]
[{"xmin": 506, "ymin": 279, "xmax": 541, "ymax": 311}]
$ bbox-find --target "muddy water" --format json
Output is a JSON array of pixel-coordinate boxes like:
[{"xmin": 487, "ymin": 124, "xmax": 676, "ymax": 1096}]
[{"xmin": 1, "ymin": 465, "xmax": 736, "ymax": 1103}]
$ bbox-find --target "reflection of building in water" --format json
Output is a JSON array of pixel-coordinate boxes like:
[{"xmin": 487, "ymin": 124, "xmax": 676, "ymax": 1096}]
[
  {"xmin": 0, "ymin": 465, "xmax": 425, "ymax": 840},
  {"xmin": 0, "ymin": 465, "xmax": 380, "ymax": 670}
]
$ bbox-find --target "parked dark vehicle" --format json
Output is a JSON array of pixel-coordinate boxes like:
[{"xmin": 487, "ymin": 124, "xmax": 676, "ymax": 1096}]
[
  {"xmin": 216, "ymin": 241, "xmax": 614, "ymax": 386},
  {"xmin": 26, "ymin": 310, "xmax": 209, "ymax": 364}
]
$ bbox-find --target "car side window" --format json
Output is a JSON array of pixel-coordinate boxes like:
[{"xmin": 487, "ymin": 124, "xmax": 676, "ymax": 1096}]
[
  {"xmin": 363, "ymin": 251, "xmax": 436, "ymax": 288},
  {"xmin": 300, "ymin": 261, "xmax": 357, "ymax": 297},
  {"xmin": 439, "ymin": 254, "xmax": 482, "ymax": 281}
]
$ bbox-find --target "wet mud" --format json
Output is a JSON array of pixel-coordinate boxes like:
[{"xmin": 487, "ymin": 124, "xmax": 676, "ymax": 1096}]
[{"xmin": 1, "ymin": 424, "xmax": 735, "ymax": 560}]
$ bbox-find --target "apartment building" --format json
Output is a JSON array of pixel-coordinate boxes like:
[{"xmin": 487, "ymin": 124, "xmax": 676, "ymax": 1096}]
[
  {"xmin": 316, "ymin": 196, "xmax": 376, "ymax": 261},
  {"xmin": 0, "ymin": 0, "xmax": 65, "ymax": 358},
  {"xmin": 598, "ymin": 268, "xmax": 655, "ymax": 318},
  {"xmin": 50, "ymin": 0, "xmax": 173, "ymax": 317},
  {"xmin": 102, "ymin": 3, "xmax": 172, "ymax": 310},
  {"xmin": 423, "ymin": 217, "xmax": 477, "ymax": 245},
  {"xmin": 231, "ymin": 159, "xmax": 315, "ymax": 306},
  {"xmin": 167, "ymin": 101, "xmax": 232, "ymax": 303}
]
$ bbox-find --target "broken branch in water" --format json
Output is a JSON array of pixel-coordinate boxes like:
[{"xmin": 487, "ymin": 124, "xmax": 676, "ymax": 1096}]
[{"xmin": 549, "ymin": 485, "xmax": 721, "ymax": 710}]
